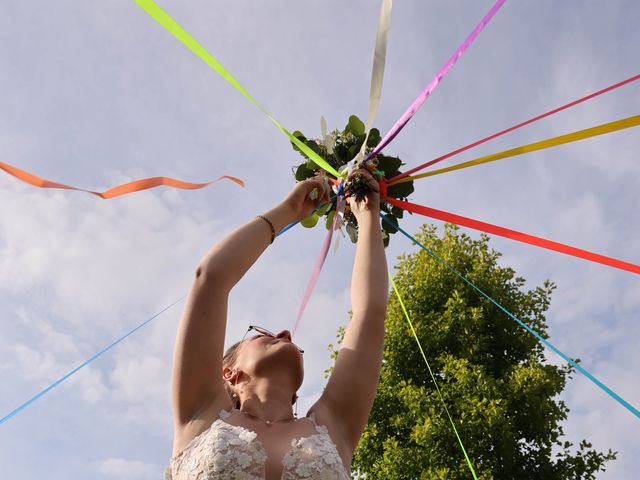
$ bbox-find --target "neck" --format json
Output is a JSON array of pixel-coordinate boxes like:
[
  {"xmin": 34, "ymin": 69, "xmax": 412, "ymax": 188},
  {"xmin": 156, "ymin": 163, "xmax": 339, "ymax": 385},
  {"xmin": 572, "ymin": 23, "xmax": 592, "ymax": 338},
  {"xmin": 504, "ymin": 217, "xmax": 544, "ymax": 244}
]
[{"xmin": 236, "ymin": 377, "xmax": 296, "ymax": 423}]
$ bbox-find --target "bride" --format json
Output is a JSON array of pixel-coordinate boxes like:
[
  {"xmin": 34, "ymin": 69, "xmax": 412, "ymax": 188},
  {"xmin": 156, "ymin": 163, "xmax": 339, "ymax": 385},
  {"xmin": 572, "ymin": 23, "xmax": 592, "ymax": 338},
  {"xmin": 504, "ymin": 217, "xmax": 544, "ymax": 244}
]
[{"xmin": 166, "ymin": 169, "xmax": 388, "ymax": 479}]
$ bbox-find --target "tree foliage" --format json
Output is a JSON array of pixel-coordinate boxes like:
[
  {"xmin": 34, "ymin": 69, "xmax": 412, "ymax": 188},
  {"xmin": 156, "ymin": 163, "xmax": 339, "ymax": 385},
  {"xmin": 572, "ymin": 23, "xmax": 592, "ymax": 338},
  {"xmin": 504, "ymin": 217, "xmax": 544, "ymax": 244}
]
[{"xmin": 329, "ymin": 224, "xmax": 616, "ymax": 479}]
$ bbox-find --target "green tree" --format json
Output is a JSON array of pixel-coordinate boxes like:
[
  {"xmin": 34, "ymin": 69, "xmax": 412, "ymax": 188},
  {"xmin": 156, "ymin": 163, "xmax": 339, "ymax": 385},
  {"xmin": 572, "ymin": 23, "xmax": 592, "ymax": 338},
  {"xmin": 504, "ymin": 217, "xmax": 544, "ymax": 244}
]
[{"xmin": 330, "ymin": 224, "xmax": 616, "ymax": 479}]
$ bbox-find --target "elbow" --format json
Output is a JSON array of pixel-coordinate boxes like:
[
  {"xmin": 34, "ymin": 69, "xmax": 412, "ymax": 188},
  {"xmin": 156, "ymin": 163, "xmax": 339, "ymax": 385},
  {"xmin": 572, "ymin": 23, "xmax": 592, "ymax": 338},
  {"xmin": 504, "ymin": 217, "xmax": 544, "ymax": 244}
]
[
  {"xmin": 353, "ymin": 302, "xmax": 388, "ymax": 320},
  {"xmin": 371, "ymin": 304, "xmax": 389, "ymax": 319},
  {"xmin": 366, "ymin": 294, "xmax": 390, "ymax": 317},
  {"xmin": 195, "ymin": 264, "xmax": 231, "ymax": 292}
]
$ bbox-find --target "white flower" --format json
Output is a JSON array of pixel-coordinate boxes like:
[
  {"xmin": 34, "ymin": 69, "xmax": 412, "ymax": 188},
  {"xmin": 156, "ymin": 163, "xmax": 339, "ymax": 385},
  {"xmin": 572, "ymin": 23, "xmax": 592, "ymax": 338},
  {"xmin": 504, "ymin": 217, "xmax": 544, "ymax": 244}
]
[
  {"xmin": 239, "ymin": 429, "xmax": 256, "ymax": 443},
  {"xmin": 238, "ymin": 452, "xmax": 252, "ymax": 468}
]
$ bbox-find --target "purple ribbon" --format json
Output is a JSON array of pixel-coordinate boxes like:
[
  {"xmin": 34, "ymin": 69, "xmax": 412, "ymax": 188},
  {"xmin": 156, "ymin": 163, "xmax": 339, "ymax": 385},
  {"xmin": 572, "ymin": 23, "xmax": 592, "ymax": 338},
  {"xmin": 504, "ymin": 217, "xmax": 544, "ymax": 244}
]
[{"xmin": 366, "ymin": 0, "xmax": 506, "ymax": 160}]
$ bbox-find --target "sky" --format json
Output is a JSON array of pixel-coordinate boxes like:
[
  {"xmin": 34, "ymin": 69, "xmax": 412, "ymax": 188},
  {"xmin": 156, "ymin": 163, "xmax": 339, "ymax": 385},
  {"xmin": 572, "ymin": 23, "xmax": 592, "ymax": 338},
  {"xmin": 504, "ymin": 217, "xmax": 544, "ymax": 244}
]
[{"xmin": 0, "ymin": 0, "xmax": 638, "ymax": 478}]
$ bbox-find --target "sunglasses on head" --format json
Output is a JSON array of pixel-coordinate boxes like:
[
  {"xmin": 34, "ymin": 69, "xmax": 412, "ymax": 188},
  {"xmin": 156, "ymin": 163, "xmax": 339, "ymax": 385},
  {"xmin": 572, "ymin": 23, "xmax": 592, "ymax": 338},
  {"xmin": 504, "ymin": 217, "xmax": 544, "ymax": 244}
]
[{"xmin": 242, "ymin": 325, "xmax": 304, "ymax": 354}]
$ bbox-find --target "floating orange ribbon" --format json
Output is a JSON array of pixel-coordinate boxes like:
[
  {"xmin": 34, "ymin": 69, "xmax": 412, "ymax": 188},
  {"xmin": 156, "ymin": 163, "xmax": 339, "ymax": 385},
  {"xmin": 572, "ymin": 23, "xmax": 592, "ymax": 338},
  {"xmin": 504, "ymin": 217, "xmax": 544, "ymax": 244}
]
[{"xmin": 0, "ymin": 161, "xmax": 244, "ymax": 199}]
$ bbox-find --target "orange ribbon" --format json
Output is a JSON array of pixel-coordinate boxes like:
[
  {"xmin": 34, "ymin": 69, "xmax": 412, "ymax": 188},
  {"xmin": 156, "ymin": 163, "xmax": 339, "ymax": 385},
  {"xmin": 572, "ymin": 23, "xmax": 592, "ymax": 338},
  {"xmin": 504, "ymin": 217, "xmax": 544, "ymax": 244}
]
[{"xmin": 1, "ymin": 161, "xmax": 244, "ymax": 199}]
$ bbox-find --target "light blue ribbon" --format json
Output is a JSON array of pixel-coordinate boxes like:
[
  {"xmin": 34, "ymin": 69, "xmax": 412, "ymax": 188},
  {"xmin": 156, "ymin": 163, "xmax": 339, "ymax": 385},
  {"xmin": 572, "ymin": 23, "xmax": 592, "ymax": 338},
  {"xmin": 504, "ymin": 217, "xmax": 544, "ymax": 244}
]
[{"xmin": 385, "ymin": 216, "xmax": 640, "ymax": 420}]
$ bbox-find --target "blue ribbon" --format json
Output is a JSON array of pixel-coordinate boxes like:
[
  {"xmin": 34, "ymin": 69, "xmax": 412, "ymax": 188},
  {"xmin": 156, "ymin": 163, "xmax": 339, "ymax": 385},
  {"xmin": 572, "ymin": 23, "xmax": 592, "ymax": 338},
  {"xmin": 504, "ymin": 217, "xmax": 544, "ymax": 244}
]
[
  {"xmin": 383, "ymin": 215, "xmax": 640, "ymax": 420},
  {"xmin": 1, "ymin": 197, "xmax": 337, "ymax": 425},
  {"xmin": 0, "ymin": 296, "xmax": 185, "ymax": 425}
]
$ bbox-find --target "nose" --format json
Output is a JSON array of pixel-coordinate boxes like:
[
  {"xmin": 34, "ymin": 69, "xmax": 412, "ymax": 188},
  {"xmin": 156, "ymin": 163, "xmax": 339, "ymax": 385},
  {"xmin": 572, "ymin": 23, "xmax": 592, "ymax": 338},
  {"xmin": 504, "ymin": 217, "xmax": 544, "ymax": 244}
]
[{"xmin": 276, "ymin": 330, "xmax": 292, "ymax": 342}]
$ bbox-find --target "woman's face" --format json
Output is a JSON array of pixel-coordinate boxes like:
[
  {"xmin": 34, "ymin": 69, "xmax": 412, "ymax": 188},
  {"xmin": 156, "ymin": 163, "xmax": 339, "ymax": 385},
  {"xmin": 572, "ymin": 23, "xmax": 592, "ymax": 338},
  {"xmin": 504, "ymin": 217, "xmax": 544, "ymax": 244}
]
[{"xmin": 234, "ymin": 329, "xmax": 304, "ymax": 387}]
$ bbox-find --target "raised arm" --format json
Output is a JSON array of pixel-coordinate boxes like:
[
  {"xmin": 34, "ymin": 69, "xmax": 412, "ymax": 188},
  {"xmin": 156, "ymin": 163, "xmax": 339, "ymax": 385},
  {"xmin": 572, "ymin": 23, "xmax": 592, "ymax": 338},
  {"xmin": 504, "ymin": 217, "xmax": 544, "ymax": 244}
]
[
  {"xmin": 172, "ymin": 179, "xmax": 329, "ymax": 425},
  {"xmin": 315, "ymin": 169, "xmax": 388, "ymax": 450}
]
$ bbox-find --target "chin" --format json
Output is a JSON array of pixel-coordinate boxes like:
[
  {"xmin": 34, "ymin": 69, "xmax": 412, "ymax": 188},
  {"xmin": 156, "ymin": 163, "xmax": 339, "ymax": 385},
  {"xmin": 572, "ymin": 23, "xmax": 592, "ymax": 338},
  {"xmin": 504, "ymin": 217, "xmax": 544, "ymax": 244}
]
[{"xmin": 256, "ymin": 349, "xmax": 304, "ymax": 381}]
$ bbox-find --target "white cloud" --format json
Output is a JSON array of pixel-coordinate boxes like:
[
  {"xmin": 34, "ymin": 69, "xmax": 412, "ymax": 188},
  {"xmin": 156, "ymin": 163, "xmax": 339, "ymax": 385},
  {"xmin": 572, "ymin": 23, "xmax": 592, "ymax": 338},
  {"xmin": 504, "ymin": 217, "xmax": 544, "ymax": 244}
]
[
  {"xmin": 1, "ymin": 1, "xmax": 638, "ymax": 479},
  {"xmin": 97, "ymin": 457, "xmax": 157, "ymax": 479}
]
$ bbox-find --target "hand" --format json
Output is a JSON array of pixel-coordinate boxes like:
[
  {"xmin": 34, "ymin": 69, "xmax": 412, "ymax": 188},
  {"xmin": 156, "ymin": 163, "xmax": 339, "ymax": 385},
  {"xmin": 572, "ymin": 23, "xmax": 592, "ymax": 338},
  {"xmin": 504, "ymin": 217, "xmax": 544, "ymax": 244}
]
[
  {"xmin": 281, "ymin": 178, "xmax": 331, "ymax": 222},
  {"xmin": 346, "ymin": 168, "xmax": 380, "ymax": 220}
]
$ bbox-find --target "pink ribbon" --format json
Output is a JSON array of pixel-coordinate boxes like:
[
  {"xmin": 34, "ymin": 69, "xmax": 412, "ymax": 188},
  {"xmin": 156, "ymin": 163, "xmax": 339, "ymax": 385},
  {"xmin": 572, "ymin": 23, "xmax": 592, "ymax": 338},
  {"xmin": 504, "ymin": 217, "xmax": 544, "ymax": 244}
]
[
  {"xmin": 291, "ymin": 197, "xmax": 345, "ymax": 337},
  {"xmin": 390, "ymin": 73, "xmax": 640, "ymax": 183},
  {"xmin": 366, "ymin": 0, "xmax": 506, "ymax": 161}
]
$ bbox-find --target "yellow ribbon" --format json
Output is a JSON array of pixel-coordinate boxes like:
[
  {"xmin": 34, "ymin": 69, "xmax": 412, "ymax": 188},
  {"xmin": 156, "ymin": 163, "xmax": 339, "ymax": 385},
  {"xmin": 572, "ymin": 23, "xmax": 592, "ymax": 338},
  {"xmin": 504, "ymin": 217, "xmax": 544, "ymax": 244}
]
[
  {"xmin": 133, "ymin": 0, "xmax": 340, "ymax": 179},
  {"xmin": 390, "ymin": 115, "xmax": 640, "ymax": 184}
]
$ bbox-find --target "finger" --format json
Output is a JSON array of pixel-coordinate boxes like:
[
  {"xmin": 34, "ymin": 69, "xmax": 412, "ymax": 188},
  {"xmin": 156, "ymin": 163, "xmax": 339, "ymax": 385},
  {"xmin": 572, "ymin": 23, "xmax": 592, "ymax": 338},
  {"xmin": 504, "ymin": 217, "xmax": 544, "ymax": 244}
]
[
  {"xmin": 302, "ymin": 178, "xmax": 323, "ymax": 188},
  {"xmin": 303, "ymin": 179, "xmax": 323, "ymax": 200},
  {"xmin": 308, "ymin": 177, "xmax": 330, "ymax": 202}
]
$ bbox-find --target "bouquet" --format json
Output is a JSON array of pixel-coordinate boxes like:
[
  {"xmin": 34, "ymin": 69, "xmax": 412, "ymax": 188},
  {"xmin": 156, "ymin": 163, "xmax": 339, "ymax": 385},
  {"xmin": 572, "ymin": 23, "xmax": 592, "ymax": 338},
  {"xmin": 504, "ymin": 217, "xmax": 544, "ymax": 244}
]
[{"xmin": 291, "ymin": 115, "xmax": 414, "ymax": 247}]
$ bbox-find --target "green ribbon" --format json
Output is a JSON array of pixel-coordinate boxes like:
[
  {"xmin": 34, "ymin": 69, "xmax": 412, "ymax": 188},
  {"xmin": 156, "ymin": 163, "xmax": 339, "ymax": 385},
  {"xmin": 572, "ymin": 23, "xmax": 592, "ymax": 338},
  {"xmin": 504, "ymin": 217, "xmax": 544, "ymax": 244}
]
[
  {"xmin": 133, "ymin": 0, "xmax": 340, "ymax": 178},
  {"xmin": 389, "ymin": 271, "xmax": 479, "ymax": 479}
]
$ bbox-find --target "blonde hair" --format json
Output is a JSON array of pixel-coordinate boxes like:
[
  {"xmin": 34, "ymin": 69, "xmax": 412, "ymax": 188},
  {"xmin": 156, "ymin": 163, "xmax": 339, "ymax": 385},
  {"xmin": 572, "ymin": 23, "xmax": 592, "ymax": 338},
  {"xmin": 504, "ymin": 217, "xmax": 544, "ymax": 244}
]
[{"xmin": 222, "ymin": 340, "xmax": 243, "ymax": 409}]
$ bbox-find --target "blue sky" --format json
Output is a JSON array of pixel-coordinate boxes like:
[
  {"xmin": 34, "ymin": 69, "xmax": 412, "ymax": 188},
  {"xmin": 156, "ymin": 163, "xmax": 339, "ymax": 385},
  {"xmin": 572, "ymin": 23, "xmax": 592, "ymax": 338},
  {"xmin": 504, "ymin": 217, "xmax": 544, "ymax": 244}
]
[{"xmin": 1, "ymin": 1, "xmax": 638, "ymax": 478}]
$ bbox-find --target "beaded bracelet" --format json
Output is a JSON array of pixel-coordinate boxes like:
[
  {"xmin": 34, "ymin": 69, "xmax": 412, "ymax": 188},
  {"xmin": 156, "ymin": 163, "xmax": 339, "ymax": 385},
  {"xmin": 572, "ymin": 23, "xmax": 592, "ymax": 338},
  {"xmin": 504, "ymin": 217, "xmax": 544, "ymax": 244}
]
[{"xmin": 256, "ymin": 215, "xmax": 275, "ymax": 244}]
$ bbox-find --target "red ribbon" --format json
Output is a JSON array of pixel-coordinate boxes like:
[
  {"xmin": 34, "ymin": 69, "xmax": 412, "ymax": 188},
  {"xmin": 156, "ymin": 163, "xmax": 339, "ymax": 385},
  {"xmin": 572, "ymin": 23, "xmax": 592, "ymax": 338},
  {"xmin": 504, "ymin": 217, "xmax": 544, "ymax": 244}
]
[{"xmin": 380, "ymin": 184, "xmax": 639, "ymax": 275}]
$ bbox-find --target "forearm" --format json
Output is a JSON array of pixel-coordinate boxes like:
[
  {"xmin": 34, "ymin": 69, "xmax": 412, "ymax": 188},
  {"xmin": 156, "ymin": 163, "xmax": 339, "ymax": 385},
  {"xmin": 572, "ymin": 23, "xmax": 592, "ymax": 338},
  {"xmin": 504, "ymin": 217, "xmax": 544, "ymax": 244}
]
[
  {"xmin": 197, "ymin": 202, "xmax": 296, "ymax": 291},
  {"xmin": 351, "ymin": 214, "xmax": 388, "ymax": 315}
]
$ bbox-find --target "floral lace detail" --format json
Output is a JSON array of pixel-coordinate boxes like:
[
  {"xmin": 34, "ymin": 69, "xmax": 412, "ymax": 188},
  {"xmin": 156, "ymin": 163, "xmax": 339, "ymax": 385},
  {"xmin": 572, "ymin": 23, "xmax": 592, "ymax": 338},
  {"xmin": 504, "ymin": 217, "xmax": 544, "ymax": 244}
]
[
  {"xmin": 281, "ymin": 415, "xmax": 348, "ymax": 480},
  {"xmin": 166, "ymin": 410, "xmax": 349, "ymax": 479},
  {"xmin": 167, "ymin": 411, "xmax": 267, "ymax": 480}
]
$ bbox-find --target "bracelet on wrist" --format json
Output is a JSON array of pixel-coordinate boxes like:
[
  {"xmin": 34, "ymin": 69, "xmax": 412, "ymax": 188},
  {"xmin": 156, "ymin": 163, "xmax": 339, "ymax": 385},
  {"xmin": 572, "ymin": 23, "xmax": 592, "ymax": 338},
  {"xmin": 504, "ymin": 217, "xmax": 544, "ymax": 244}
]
[{"xmin": 256, "ymin": 215, "xmax": 276, "ymax": 244}]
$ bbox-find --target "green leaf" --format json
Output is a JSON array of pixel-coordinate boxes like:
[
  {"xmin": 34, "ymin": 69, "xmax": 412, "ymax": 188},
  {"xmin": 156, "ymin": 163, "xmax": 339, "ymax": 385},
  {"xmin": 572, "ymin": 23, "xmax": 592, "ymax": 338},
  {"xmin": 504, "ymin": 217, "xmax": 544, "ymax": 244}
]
[
  {"xmin": 348, "ymin": 115, "xmax": 365, "ymax": 136},
  {"xmin": 295, "ymin": 163, "xmax": 315, "ymax": 181},
  {"xmin": 290, "ymin": 130, "xmax": 307, "ymax": 152},
  {"xmin": 387, "ymin": 180, "xmax": 414, "ymax": 199},
  {"xmin": 391, "ymin": 206, "xmax": 404, "ymax": 219},
  {"xmin": 300, "ymin": 213, "xmax": 319, "ymax": 228},
  {"xmin": 382, "ymin": 214, "xmax": 399, "ymax": 234},
  {"xmin": 346, "ymin": 223, "xmax": 359, "ymax": 243},
  {"xmin": 325, "ymin": 210, "xmax": 336, "ymax": 230},
  {"xmin": 348, "ymin": 144, "xmax": 360, "ymax": 158},
  {"xmin": 292, "ymin": 130, "xmax": 306, "ymax": 140},
  {"xmin": 334, "ymin": 144, "xmax": 349, "ymax": 164},
  {"xmin": 316, "ymin": 202, "xmax": 332, "ymax": 216},
  {"xmin": 377, "ymin": 155, "xmax": 402, "ymax": 175},
  {"xmin": 304, "ymin": 139, "xmax": 320, "ymax": 154},
  {"xmin": 367, "ymin": 128, "xmax": 381, "ymax": 148}
]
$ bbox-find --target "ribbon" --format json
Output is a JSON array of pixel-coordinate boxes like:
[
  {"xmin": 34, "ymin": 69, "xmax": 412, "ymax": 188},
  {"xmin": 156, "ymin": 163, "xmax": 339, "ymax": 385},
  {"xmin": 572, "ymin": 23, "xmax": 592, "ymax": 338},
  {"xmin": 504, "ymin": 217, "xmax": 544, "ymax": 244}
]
[
  {"xmin": 388, "ymin": 218, "xmax": 640, "ymax": 420},
  {"xmin": 390, "ymin": 73, "xmax": 640, "ymax": 183},
  {"xmin": 391, "ymin": 115, "xmax": 640, "ymax": 184},
  {"xmin": 355, "ymin": 0, "xmax": 393, "ymax": 165},
  {"xmin": 365, "ymin": 0, "xmax": 506, "ymax": 161},
  {"xmin": 389, "ymin": 270, "xmax": 479, "ymax": 479},
  {"xmin": 134, "ymin": 0, "xmax": 340, "ymax": 179},
  {"xmin": 291, "ymin": 196, "xmax": 345, "ymax": 337},
  {"xmin": 0, "ymin": 296, "xmax": 185, "ymax": 425},
  {"xmin": 382, "ymin": 193, "xmax": 640, "ymax": 275},
  {"xmin": 1, "ymin": 195, "xmax": 341, "ymax": 425},
  {"xmin": 0, "ymin": 161, "xmax": 243, "ymax": 199}
]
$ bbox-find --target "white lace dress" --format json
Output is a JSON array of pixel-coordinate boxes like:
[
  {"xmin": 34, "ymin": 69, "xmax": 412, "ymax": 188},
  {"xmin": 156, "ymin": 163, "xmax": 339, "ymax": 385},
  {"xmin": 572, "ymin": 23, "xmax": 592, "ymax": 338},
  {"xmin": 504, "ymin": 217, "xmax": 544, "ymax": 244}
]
[{"xmin": 166, "ymin": 409, "xmax": 350, "ymax": 480}]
